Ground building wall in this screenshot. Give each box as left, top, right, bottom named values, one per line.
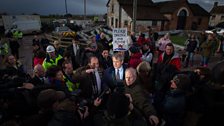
left=107, top=0, right=209, bottom=31
left=120, top=8, right=132, bottom=31
left=107, top=0, right=120, bottom=28
left=209, top=14, right=224, bottom=26
left=167, top=4, right=209, bottom=30
left=136, top=20, right=162, bottom=32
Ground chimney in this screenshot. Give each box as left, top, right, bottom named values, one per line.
left=214, top=2, right=218, bottom=7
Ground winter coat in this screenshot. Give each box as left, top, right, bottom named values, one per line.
left=125, top=80, right=157, bottom=118
left=186, top=39, right=197, bottom=52
left=128, top=53, right=142, bottom=69
left=157, top=52, right=181, bottom=71
left=200, top=40, right=213, bottom=57
left=162, top=89, right=186, bottom=126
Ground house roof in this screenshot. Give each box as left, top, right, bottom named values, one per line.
left=155, top=1, right=180, bottom=14
left=122, top=5, right=168, bottom=20
left=188, top=4, right=210, bottom=16
left=106, top=0, right=153, bottom=7
left=210, top=5, right=224, bottom=14
left=155, top=0, right=209, bottom=16
left=118, top=0, right=153, bottom=6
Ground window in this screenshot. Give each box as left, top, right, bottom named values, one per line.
left=198, top=18, right=202, bottom=25
left=124, top=20, right=128, bottom=26
left=221, top=16, right=224, bottom=20
left=211, top=15, right=216, bottom=20
left=152, top=21, right=157, bottom=26
left=115, top=18, right=118, bottom=28
left=111, top=4, right=114, bottom=13
left=111, top=17, right=114, bottom=26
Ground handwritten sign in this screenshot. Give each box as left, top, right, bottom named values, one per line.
left=112, top=28, right=128, bottom=51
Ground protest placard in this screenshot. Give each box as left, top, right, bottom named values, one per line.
left=112, top=28, right=128, bottom=51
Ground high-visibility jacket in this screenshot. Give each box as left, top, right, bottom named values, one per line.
left=42, top=54, right=63, bottom=70
left=13, top=31, right=19, bottom=39
left=17, top=31, right=23, bottom=39
left=0, top=42, right=9, bottom=55
left=64, top=75, right=80, bottom=92
left=12, top=30, right=23, bottom=39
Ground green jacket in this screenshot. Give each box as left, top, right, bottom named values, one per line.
left=125, top=80, right=157, bottom=117
left=200, top=40, right=213, bottom=57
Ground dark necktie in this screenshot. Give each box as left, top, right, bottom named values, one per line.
left=116, top=69, right=120, bottom=80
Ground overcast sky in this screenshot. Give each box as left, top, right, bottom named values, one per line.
left=0, top=0, right=223, bottom=15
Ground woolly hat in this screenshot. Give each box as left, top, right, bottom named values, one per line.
left=107, top=92, right=130, bottom=119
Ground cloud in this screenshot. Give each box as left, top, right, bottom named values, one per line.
left=0, top=0, right=108, bottom=15
left=0, top=0, right=223, bottom=15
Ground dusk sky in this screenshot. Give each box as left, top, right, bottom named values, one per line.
left=0, top=0, right=223, bottom=15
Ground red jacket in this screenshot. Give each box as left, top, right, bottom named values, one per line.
left=33, top=57, right=44, bottom=67
left=128, top=53, right=142, bottom=69
left=157, top=52, right=181, bottom=70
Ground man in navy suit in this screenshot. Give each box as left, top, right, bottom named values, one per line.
left=103, top=52, right=127, bottom=92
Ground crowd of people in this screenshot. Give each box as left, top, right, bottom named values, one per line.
left=0, top=27, right=224, bottom=126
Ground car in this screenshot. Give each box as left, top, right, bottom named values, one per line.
left=52, top=26, right=76, bottom=37
left=217, top=29, right=224, bottom=35
left=205, top=28, right=224, bottom=35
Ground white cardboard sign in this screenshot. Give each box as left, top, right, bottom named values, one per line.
left=112, top=28, right=128, bottom=51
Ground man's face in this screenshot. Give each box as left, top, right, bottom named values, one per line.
left=89, top=57, right=99, bottom=69
left=56, top=70, right=64, bottom=81
left=8, top=55, right=16, bottom=65
left=64, top=63, right=73, bottom=75
left=125, top=71, right=136, bottom=86
left=112, top=57, right=123, bottom=69
left=143, top=44, right=149, bottom=50
left=72, top=39, right=78, bottom=45
left=54, top=43, right=60, bottom=49
left=37, top=66, right=45, bottom=77
left=165, top=45, right=173, bottom=55
left=49, top=51, right=56, bottom=58
left=102, top=50, right=109, bottom=58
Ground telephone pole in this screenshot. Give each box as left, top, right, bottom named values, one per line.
left=132, top=0, right=137, bottom=32
left=84, top=0, right=86, bottom=20
left=65, top=0, right=68, bottom=14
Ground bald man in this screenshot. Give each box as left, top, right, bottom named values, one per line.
left=125, top=68, right=159, bottom=126
left=29, top=64, right=46, bottom=86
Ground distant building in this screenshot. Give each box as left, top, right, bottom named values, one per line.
left=209, top=2, right=224, bottom=27
left=106, top=0, right=210, bottom=32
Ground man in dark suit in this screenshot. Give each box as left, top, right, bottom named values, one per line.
left=66, top=37, right=83, bottom=70
left=73, top=56, right=105, bottom=101
left=103, top=53, right=127, bottom=92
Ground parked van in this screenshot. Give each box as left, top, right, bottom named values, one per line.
left=2, top=15, right=41, bottom=35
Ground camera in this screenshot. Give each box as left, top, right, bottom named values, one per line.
left=70, top=89, right=92, bottom=113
